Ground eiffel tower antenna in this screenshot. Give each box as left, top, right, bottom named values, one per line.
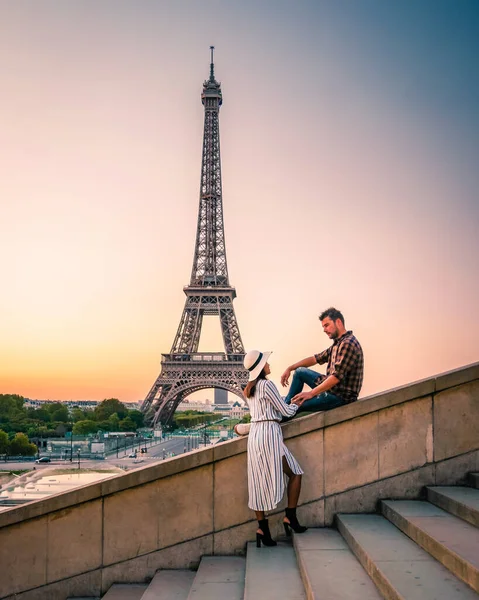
left=209, top=45, right=215, bottom=81
left=142, top=49, right=248, bottom=426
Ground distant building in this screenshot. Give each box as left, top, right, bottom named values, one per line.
left=231, top=401, right=248, bottom=419
left=176, top=401, right=213, bottom=413
left=212, top=402, right=249, bottom=418
left=214, top=388, right=228, bottom=405
left=23, top=398, right=140, bottom=412
left=175, top=398, right=248, bottom=418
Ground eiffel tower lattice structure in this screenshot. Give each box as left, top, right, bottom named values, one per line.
left=142, top=48, right=248, bottom=426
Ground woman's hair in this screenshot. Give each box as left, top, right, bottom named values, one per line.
left=243, top=368, right=268, bottom=399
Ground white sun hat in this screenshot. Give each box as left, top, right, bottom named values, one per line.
left=244, top=350, right=272, bottom=382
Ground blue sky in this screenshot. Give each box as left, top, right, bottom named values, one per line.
left=1, top=1, right=478, bottom=401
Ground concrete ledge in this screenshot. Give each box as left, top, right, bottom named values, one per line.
left=0, top=482, right=104, bottom=528
left=434, top=362, right=479, bottom=393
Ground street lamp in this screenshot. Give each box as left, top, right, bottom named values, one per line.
left=77, top=449, right=81, bottom=470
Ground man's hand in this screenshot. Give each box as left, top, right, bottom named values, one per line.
left=292, top=391, right=313, bottom=405
left=281, top=367, right=292, bottom=387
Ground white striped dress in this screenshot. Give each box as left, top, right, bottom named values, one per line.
left=247, top=379, right=303, bottom=511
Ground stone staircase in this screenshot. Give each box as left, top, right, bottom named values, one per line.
left=70, top=473, right=479, bottom=599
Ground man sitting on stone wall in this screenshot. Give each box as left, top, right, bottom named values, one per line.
left=281, top=307, right=364, bottom=414
left=234, top=307, right=364, bottom=436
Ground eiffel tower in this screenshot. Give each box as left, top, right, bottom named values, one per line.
left=142, top=48, right=248, bottom=426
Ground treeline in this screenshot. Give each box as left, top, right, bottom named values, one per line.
left=0, top=431, right=37, bottom=457
left=171, top=411, right=222, bottom=430
left=0, top=394, right=145, bottom=440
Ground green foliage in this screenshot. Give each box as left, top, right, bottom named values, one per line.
left=30, top=408, right=51, bottom=423
left=119, top=417, right=135, bottom=432
left=51, top=404, right=69, bottom=423
left=0, top=394, right=25, bottom=416
left=0, top=394, right=28, bottom=433
left=0, top=430, right=9, bottom=454
left=72, top=420, right=99, bottom=435
left=128, top=410, right=144, bottom=428
left=8, top=432, right=37, bottom=456
left=96, top=420, right=112, bottom=432
left=0, top=394, right=142, bottom=440
left=173, top=412, right=222, bottom=429
left=108, top=413, right=120, bottom=431
left=94, top=399, right=128, bottom=422
left=71, top=407, right=88, bottom=422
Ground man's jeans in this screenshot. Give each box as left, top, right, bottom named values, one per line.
left=284, top=367, right=345, bottom=413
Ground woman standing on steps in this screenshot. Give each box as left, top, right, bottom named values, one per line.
left=243, top=349, right=308, bottom=547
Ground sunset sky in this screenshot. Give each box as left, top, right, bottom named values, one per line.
left=1, top=1, right=478, bottom=404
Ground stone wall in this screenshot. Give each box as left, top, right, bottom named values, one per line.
left=0, top=362, right=478, bottom=600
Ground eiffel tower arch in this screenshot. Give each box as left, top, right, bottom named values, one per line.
left=142, top=48, right=248, bottom=426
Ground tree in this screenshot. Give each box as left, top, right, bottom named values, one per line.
left=108, top=413, right=120, bottom=431
left=51, top=405, right=69, bottom=423
left=9, top=432, right=37, bottom=456
left=0, top=394, right=25, bottom=416
left=96, top=420, right=112, bottom=432
left=71, top=408, right=87, bottom=423
left=0, top=395, right=28, bottom=434
left=32, top=408, right=51, bottom=423
left=128, top=410, right=144, bottom=428
left=72, top=420, right=98, bottom=435
left=55, top=424, right=67, bottom=436
left=0, top=429, right=9, bottom=454
left=94, top=399, right=128, bottom=422
left=119, top=417, right=136, bottom=432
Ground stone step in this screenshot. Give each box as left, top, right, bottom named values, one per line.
left=102, top=584, right=148, bottom=600
left=244, top=540, right=305, bottom=600
left=140, top=570, right=195, bottom=600
left=427, top=486, right=479, bottom=528
left=293, top=528, right=382, bottom=599
left=469, top=473, right=479, bottom=490
left=338, top=513, right=479, bottom=599
left=187, top=556, right=245, bottom=600
left=381, top=500, right=479, bottom=593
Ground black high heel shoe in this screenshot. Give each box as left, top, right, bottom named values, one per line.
left=283, top=507, right=308, bottom=536
left=256, top=518, right=277, bottom=547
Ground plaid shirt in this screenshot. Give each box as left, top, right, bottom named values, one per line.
left=314, top=330, right=364, bottom=403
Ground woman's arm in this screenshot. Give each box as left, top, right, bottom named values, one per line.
left=264, top=380, right=298, bottom=417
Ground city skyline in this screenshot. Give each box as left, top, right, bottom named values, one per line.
left=2, top=1, right=478, bottom=403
